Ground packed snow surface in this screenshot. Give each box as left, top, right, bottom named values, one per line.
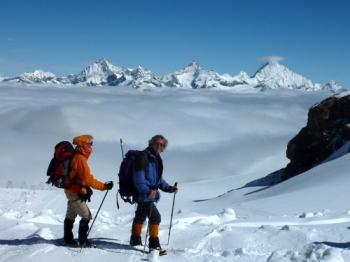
left=0, top=84, right=350, bottom=261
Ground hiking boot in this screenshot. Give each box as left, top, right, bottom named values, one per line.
left=64, top=239, right=78, bottom=247
left=78, top=219, right=90, bottom=247
left=130, top=235, right=142, bottom=246
left=149, top=237, right=166, bottom=255
left=149, top=237, right=162, bottom=250
left=80, top=239, right=93, bottom=248
left=64, top=218, right=76, bottom=246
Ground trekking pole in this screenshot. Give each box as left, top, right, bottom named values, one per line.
left=143, top=203, right=154, bottom=255
left=87, top=189, right=109, bottom=238
left=79, top=188, right=110, bottom=251
left=167, top=182, right=178, bottom=246
left=116, top=138, right=125, bottom=209
left=120, top=138, right=125, bottom=159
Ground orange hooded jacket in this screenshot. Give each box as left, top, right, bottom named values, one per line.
left=64, top=135, right=106, bottom=196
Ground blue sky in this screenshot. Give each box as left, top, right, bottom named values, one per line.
left=1, top=0, right=349, bottom=87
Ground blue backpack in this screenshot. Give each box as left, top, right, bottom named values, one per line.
left=117, top=150, right=147, bottom=207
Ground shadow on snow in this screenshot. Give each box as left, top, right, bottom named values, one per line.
left=193, top=168, right=284, bottom=202
left=0, top=235, right=143, bottom=253
left=314, top=241, right=350, bottom=249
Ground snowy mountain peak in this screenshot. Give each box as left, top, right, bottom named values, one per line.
left=132, top=65, right=148, bottom=72
left=83, top=58, right=122, bottom=75
left=21, top=70, right=56, bottom=79
left=232, top=71, right=251, bottom=82
left=96, top=57, right=109, bottom=64
left=71, top=58, right=125, bottom=86
left=1, top=69, right=59, bottom=84
left=162, top=61, right=251, bottom=89
left=184, top=60, right=201, bottom=72
left=322, top=80, right=343, bottom=92
left=162, top=61, right=204, bottom=88
left=252, top=60, right=322, bottom=91
left=93, top=58, right=120, bottom=71
left=0, top=58, right=344, bottom=92
left=253, top=59, right=288, bottom=78
left=126, top=66, right=155, bottom=81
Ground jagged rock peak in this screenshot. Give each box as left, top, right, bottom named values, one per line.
left=184, top=60, right=200, bottom=71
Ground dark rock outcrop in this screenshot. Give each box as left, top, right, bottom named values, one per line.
left=282, top=94, right=350, bottom=180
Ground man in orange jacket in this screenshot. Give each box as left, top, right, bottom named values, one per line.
left=63, top=134, right=113, bottom=247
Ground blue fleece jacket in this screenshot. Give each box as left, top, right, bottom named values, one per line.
left=133, top=148, right=170, bottom=203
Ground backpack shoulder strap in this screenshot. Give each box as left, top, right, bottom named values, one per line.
left=134, top=151, right=148, bottom=172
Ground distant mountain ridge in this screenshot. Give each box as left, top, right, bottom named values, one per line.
left=0, top=58, right=344, bottom=92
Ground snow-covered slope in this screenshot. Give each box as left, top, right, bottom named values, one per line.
left=0, top=58, right=344, bottom=92
left=1, top=85, right=350, bottom=261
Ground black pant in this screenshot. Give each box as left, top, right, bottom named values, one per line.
left=133, top=202, right=161, bottom=225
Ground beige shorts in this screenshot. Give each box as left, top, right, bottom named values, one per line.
left=65, top=193, right=92, bottom=220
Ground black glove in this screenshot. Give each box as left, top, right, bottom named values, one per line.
left=105, top=181, right=114, bottom=190
left=169, top=186, right=178, bottom=193
left=79, top=186, right=93, bottom=202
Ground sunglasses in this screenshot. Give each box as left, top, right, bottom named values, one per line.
left=87, top=141, right=93, bottom=146
left=154, top=141, right=165, bottom=148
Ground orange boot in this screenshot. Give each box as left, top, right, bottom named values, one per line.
left=149, top=224, right=159, bottom=239
left=149, top=224, right=166, bottom=255
left=130, top=223, right=142, bottom=246
left=149, top=223, right=166, bottom=254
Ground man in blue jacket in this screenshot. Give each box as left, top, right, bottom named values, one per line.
left=130, top=134, right=178, bottom=252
